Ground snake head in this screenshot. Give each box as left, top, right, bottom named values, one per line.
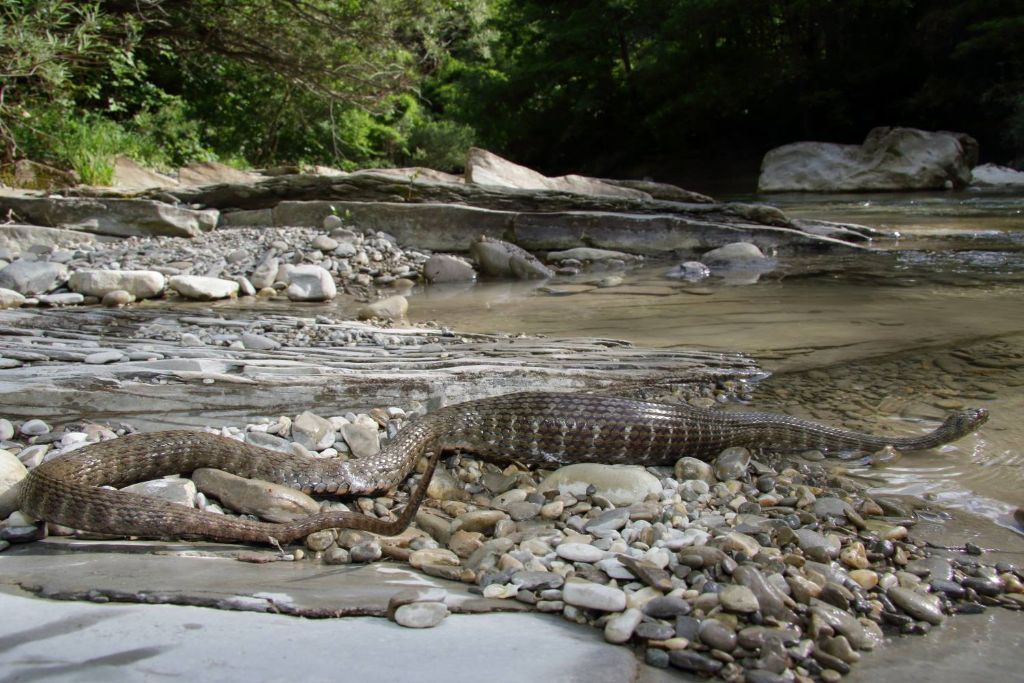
left=945, top=408, right=989, bottom=438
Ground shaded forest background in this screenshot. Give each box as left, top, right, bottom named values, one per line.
left=2, top=0, right=1022, bottom=185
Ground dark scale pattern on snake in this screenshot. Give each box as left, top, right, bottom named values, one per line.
left=18, top=392, right=988, bottom=546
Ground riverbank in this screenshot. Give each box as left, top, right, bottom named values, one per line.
left=1, top=176, right=1022, bottom=681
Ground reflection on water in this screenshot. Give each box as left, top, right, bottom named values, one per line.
left=409, top=190, right=1024, bottom=528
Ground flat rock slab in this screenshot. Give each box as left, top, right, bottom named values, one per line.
left=0, top=590, right=678, bottom=683
left=0, top=538, right=525, bottom=618
left=0, top=307, right=759, bottom=426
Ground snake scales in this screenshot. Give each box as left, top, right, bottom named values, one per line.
left=18, top=392, right=988, bottom=546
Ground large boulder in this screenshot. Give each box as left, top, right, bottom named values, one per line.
left=465, top=148, right=650, bottom=200
left=758, top=127, right=977, bottom=192
left=0, top=196, right=217, bottom=238
left=177, top=161, right=261, bottom=187
left=0, top=261, right=68, bottom=295
left=69, top=269, right=166, bottom=299
left=0, top=225, right=95, bottom=253
left=111, top=155, right=178, bottom=191
left=470, top=236, right=554, bottom=280
left=2, top=160, right=79, bottom=190
left=970, top=163, right=1024, bottom=187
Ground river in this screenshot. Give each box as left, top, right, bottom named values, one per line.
left=409, top=190, right=1024, bottom=535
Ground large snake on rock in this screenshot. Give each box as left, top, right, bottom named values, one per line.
left=18, top=392, right=988, bottom=546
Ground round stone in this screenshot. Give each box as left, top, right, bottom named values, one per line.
left=562, top=580, right=627, bottom=612
left=719, top=584, right=760, bottom=613
left=556, top=542, right=608, bottom=563
left=394, top=601, right=449, bottom=628
left=19, top=419, right=50, bottom=436
left=698, top=619, right=738, bottom=651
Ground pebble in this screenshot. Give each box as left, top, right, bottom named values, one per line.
left=603, top=607, right=643, bottom=643
left=84, top=350, right=126, bottom=365
left=698, top=619, right=738, bottom=651
left=674, top=457, right=715, bottom=483
left=888, top=586, right=946, bottom=625
left=168, top=275, right=239, bottom=300
left=286, top=265, right=337, bottom=301
left=713, top=447, right=751, bottom=480
left=19, top=419, right=50, bottom=436
left=102, top=290, right=136, bottom=307
left=394, top=601, right=449, bottom=628
left=341, top=423, right=380, bottom=458
left=349, top=541, right=383, bottom=563
left=719, top=585, right=760, bottom=614
left=562, top=580, right=627, bottom=612
left=669, top=650, right=723, bottom=675
left=555, top=542, right=608, bottom=563
left=191, top=467, right=319, bottom=522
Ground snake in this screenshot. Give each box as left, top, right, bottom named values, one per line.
left=17, top=392, right=988, bottom=546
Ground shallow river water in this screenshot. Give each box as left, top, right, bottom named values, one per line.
left=409, top=191, right=1024, bottom=534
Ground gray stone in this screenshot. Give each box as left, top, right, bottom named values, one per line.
left=555, top=542, right=608, bottom=563
left=357, top=295, right=408, bottom=321
left=470, top=236, right=553, bottom=280
left=0, top=261, right=67, bottom=295
left=888, top=586, right=946, bottom=625
left=674, top=456, right=715, bottom=483
left=538, top=463, right=662, bottom=506
left=250, top=256, right=279, bottom=289
left=0, top=450, right=28, bottom=505
left=311, top=235, right=339, bottom=251
left=83, top=350, right=126, bottom=364
left=19, top=419, right=50, bottom=436
left=698, top=618, right=738, bottom=651
left=583, top=507, right=631, bottom=534
left=101, top=290, right=135, bottom=307
left=466, top=148, right=648, bottom=199
left=713, top=446, right=751, bottom=480
left=37, top=292, right=84, bottom=306
left=669, top=650, right=723, bottom=675
left=546, top=247, right=640, bottom=262
left=169, top=275, right=238, bottom=300
left=665, top=261, right=711, bottom=281
left=121, top=478, right=197, bottom=508
left=291, top=411, right=335, bottom=451
left=240, top=333, right=280, bottom=351
left=192, top=467, right=320, bottom=522
left=603, top=607, right=643, bottom=644
left=424, top=254, right=476, bottom=283
left=0, top=195, right=217, bottom=238
left=68, top=269, right=166, bottom=299
left=341, top=423, right=380, bottom=458
left=562, top=580, right=627, bottom=612
left=733, top=566, right=797, bottom=623
left=702, top=243, right=766, bottom=266
left=719, top=584, right=760, bottom=614
left=286, top=265, right=337, bottom=302
left=810, top=599, right=879, bottom=650
left=393, top=601, right=449, bottom=628
left=0, top=288, right=25, bottom=308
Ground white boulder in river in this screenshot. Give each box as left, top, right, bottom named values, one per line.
left=758, top=127, right=977, bottom=192
left=168, top=275, right=239, bottom=300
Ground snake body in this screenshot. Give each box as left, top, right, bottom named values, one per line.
left=18, top=392, right=988, bottom=545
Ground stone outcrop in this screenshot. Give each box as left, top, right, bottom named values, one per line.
left=758, top=127, right=978, bottom=192
left=1, top=160, right=79, bottom=191
left=0, top=225, right=95, bottom=253
left=464, top=148, right=649, bottom=199
left=111, top=155, right=178, bottom=191
left=42, top=149, right=877, bottom=250
left=0, top=195, right=217, bottom=238
left=177, top=161, right=261, bottom=187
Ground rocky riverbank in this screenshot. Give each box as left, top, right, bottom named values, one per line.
left=1, top=393, right=1020, bottom=682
